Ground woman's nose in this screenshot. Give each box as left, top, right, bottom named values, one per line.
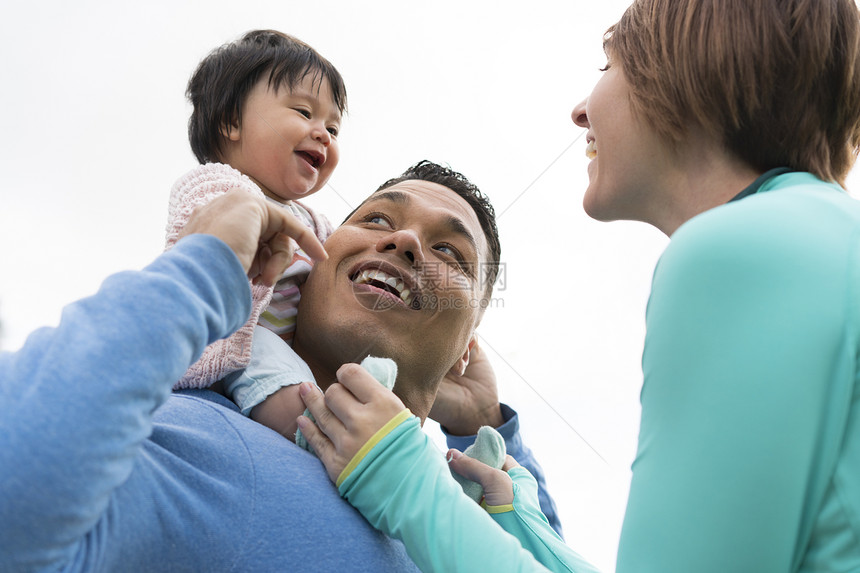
left=571, top=98, right=589, bottom=128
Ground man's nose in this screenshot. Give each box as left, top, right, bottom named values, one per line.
left=376, top=229, right=424, bottom=265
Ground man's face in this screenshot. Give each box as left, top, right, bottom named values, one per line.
left=294, top=180, right=489, bottom=393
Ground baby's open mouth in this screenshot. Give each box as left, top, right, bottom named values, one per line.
left=297, top=150, right=323, bottom=168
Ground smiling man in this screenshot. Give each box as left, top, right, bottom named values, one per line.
left=0, top=161, right=560, bottom=573
left=294, top=160, right=501, bottom=420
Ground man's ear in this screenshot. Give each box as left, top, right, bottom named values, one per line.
left=219, top=115, right=241, bottom=142
left=449, top=335, right=477, bottom=377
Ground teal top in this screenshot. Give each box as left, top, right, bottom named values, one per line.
left=334, top=171, right=860, bottom=572
left=338, top=414, right=599, bottom=572
left=620, top=172, right=860, bottom=572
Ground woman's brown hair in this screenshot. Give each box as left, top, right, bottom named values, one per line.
left=606, top=0, right=860, bottom=185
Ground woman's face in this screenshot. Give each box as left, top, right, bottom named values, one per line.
left=571, top=62, right=674, bottom=226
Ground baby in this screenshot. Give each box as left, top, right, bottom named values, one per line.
left=165, top=30, right=346, bottom=441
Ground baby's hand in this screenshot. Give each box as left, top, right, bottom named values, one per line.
left=297, top=364, right=406, bottom=484
left=447, top=451, right=520, bottom=506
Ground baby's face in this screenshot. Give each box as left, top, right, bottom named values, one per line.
left=221, top=73, right=341, bottom=203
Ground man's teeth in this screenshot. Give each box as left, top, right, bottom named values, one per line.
left=353, top=269, right=414, bottom=305
left=586, top=140, right=597, bottom=159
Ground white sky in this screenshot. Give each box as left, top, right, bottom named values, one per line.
left=3, top=1, right=859, bottom=570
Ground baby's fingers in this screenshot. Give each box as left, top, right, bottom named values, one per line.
left=298, top=383, right=351, bottom=482
left=447, top=449, right=514, bottom=506
left=296, top=414, right=340, bottom=483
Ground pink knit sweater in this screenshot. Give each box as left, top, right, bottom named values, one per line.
left=164, top=163, right=332, bottom=389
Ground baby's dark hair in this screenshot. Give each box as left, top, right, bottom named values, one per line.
left=186, top=30, right=347, bottom=164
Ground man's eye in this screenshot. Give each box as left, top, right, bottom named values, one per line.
left=435, top=244, right=457, bottom=257
left=434, top=244, right=465, bottom=265
left=363, top=213, right=392, bottom=227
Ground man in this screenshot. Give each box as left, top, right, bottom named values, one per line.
left=294, top=160, right=502, bottom=423
left=0, top=162, right=555, bottom=572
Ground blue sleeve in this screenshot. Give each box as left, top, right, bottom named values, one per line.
left=444, top=403, right=564, bottom=538
left=0, top=235, right=251, bottom=572
left=617, top=193, right=860, bottom=572
left=340, top=413, right=599, bottom=573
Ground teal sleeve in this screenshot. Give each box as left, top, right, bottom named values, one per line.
left=617, top=190, right=860, bottom=572
left=338, top=415, right=600, bottom=573
left=489, top=468, right=599, bottom=573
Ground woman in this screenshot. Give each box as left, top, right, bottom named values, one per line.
left=298, top=0, right=860, bottom=571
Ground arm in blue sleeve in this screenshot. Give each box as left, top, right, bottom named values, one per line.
left=444, top=403, right=564, bottom=537
left=0, top=235, right=251, bottom=571
left=340, top=413, right=599, bottom=573
left=617, top=196, right=857, bottom=572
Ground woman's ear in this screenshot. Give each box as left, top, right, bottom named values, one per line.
left=448, top=335, right=476, bottom=377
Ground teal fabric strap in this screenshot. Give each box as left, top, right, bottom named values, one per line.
left=728, top=167, right=792, bottom=203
